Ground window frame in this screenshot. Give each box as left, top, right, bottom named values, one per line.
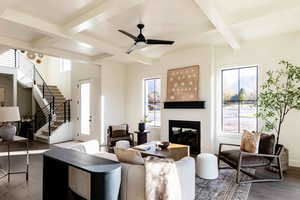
left=221, top=66, right=258, bottom=135
left=143, top=78, right=161, bottom=128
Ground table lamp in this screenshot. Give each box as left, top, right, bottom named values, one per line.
left=0, top=106, right=20, bottom=141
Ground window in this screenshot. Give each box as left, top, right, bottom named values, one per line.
left=144, top=78, right=161, bottom=127
left=221, top=66, right=258, bottom=134
left=0, top=49, right=15, bottom=68
left=60, top=58, right=71, bottom=72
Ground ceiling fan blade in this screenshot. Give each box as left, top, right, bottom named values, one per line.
left=118, top=30, right=137, bottom=40
left=146, top=39, right=174, bottom=45
left=126, top=44, right=137, bottom=54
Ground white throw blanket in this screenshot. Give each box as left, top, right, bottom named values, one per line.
left=145, top=156, right=182, bottom=200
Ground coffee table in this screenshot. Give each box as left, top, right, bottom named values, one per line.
left=133, top=142, right=190, bottom=161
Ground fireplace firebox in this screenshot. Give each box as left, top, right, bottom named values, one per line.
left=169, top=120, right=201, bottom=154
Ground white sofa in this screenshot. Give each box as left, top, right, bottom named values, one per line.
left=67, top=140, right=195, bottom=200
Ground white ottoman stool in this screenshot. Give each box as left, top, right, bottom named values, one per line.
left=196, top=153, right=218, bottom=179
left=115, top=140, right=130, bottom=149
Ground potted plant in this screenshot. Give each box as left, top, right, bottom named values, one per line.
left=257, top=61, right=300, bottom=171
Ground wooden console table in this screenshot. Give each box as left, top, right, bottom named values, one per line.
left=43, top=147, right=121, bottom=200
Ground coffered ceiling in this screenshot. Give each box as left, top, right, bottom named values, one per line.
left=0, top=0, right=299, bottom=65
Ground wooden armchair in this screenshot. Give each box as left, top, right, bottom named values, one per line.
left=218, top=134, right=283, bottom=184
left=107, top=124, right=133, bottom=148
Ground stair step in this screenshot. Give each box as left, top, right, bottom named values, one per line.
left=41, top=131, right=50, bottom=136
left=35, top=134, right=49, bottom=143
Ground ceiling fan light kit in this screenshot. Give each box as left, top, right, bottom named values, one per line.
left=119, top=24, right=175, bottom=54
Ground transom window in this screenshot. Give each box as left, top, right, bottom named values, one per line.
left=221, top=66, right=258, bottom=134
left=144, top=78, right=161, bottom=127
left=60, top=58, right=71, bottom=72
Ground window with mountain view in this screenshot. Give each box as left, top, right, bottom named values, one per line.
left=144, top=78, right=161, bottom=127
left=222, top=66, right=258, bottom=134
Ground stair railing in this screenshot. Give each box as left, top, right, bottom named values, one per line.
left=16, top=50, right=56, bottom=135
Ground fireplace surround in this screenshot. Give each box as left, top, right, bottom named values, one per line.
left=169, top=120, right=201, bottom=154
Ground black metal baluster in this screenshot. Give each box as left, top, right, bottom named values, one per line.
left=52, top=96, right=55, bottom=114
left=48, top=103, right=52, bottom=136
left=64, top=101, right=66, bottom=123
left=68, top=100, right=71, bottom=121
left=42, top=83, right=45, bottom=98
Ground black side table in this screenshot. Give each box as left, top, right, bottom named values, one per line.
left=134, top=130, right=150, bottom=145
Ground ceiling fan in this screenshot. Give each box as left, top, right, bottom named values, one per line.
left=119, top=24, right=175, bottom=54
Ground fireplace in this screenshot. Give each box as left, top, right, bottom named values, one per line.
left=169, top=120, right=201, bottom=154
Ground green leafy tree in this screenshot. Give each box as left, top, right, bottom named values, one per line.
left=239, top=88, right=247, bottom=101
left=257, top=61, right=300, bottom=146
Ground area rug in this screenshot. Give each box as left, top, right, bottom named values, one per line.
left=195, top=169, right=252, bottom=200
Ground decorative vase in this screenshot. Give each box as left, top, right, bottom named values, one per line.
left=138, top=122, right=145, bottom=132
left=0, top=124, right=16, bottom=141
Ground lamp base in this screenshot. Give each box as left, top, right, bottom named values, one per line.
left=0, top=124, right=16, bottom=141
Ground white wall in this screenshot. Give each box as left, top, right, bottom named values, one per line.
left=126, top=46, right=215, bottom=152
left=47, top=57, right=71, bottom=99
left=100, top=61, right=127, bottom=145
left=214, top=32, right=300, bottom=167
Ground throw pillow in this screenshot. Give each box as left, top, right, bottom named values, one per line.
left=240, top=130, right=261, bottom=153
left=259, top=133, right=275, bottom=155
left=115, top=148, right=144, bottom=165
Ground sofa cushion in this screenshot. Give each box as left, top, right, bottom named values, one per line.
left=69, top=140, right=100, bottom=154
left=119, top=157, right=195, bottom=200
left=115, top=148, right=144, bottom=165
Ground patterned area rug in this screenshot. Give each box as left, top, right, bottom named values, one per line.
left=195, top=169, right=252, bottom=200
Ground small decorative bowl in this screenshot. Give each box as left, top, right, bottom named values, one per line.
left=158, top=141, right=170, bottom=150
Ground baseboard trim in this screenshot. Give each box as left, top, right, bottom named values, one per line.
left=289, top=160, right=300, bottom=168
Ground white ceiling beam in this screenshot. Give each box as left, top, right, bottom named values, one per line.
left=33, top=0, right=144, bottom=51
left=31, top=37, right=62, bottom=49
left=193, top=0, right=240, bottom=49
left=64, top=0, right=144, bottom=34
left=0, top=35, right=92, bottom=63
left=91, top=53, right=114, bottom=63
left=0, top=9, right=153, bottom=65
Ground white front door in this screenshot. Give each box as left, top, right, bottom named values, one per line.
left=78, top=80, right=93, bottom=140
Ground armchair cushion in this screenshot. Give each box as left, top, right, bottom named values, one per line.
left=240, top=130, right=261, bottom=153
left=219, top=150, right=270, bottom=167
left=259, top=134, right=275, bottom=155
left=110, top=125, right=128, bottom=137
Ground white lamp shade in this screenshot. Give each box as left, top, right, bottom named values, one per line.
left=0, top=106, right=20, bottom=122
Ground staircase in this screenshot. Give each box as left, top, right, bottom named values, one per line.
left=14, top=50, right=72, bottom=144
left=37, top=85, right=70, bottom=138
left=0, top=49, right=72, bottom=144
